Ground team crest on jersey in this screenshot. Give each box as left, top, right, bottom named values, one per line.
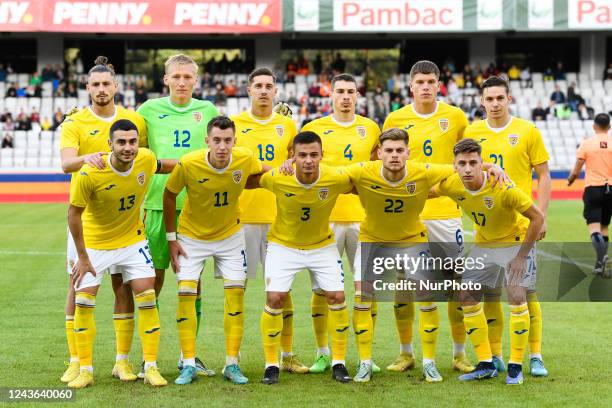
left=356, top=126, right=366, bottom=139
left=193, top=112, right=202, bottom=123
left=439, top=118, right=449, bottom=132
left=508, top=134, right=519, bottom=146
left=318, top=188, right=329, bottom=200
left=406, top=181, right=417, bottom=195
left=275, top=125, right=284, bottom=138
left=232, top=170, right=242, bottom=184
left=137, top=171, right=145, bottom=186
left=484, top=196, right=494, bottom=209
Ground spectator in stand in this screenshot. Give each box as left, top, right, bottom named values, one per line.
left=287, top=92, right=298, bottom=105
left=16, top=110, right=31, bottom=131
left=30, top=107, right=40, bottom=123
left=331, top=52, right=346, bottom=73
left=553, top=62, right=566, bottom=80
left=1, top=131, right=13, bottom=148
left=134, top=81, right=148, bottom=105
left=51, top=108, right=63, bottom=130
left=29, top=72, right=42, bottom=87
left=577, top=103, right=595, bottom=120
left=390, top=95, right=402, bottom=112
left=237, top=80, right=248, bottom=97
left=41, top=64, right=54, bottom=82
left=556, top=103, right=572, bottom=120
left=297, top=53, right=309, bottom=75
left=543, top=67, right=554, bottom=81
left=308, top=81, right=320, bottom=97
left=41, top=116, right=52, bottom=131
left=224, top=79, right=238, bottom=97
left=567, top=82, right=584, bottom=111
left=532, top=101, right=547, bottom=121
left=0, top=64, right=7, bottom=82
left=214, top=83, right=226, bottom=104
left=508, top=64, right=521, bottom=80
left=6, top=83, right=17, bottom=97
left=314, top=54, right=323, bottom=76
left=218, top=54, right=229, bottom=74
left=603, top=63, right=612, bottom=80
left=483, top=63, right=498, bottom=79
left=286, top=57, right=298, bottom=83
left=318, top=77, right=331, bottom=97
left=439, top=81, right=447, bottom=97
left=546, top=101, right=557, bottom=118
left=16, top=86, right=27, bottom=98
left=66, top=82, right=78, bottom=97
left=520, top=66, right=532, bottom=88
left=3, top=117, right=15, bottom=133
left=550, top=84, right=566, bottom=104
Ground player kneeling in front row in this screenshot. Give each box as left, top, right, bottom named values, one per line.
left=68, top=120, right=177, bottom=388
left=433, top=139, right=544, bottom=385
left=164, top=116, right=269, bottom=385
left=256, top=131, right=353, bottom=385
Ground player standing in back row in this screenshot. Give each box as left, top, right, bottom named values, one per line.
left=383, top=61, right=473, bottom=374
left=137, top=54, right=218, bottom=376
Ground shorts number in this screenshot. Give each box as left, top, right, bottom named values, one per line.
left=257, top=144, right=275, bottom=161
left=139, top=245, right=152, bottom=264
left=489, top=153, right=504, bottom=169
left=343, top=144, right=353, bottom=161
left=423, top=139, right=432, bottom=156
left=118, top=194, right=136, bottom=211
left=214, top=192, right=229, bottom=207
left=384, top=199, right=404, bottom=213
left=241, top=249, right=247, bottom=269
left=471, top=212, right=486, bottom=226
left=455, top=229, right=463, bottom=246
left=173, top=130, right=191, bottom=148
left=300, top=207, right=311, bottom=221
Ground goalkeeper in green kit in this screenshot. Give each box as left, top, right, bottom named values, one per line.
left=137, top=54, right=218, bottom=376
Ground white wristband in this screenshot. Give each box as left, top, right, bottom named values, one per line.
left=166, top=232, right=177, bottom=241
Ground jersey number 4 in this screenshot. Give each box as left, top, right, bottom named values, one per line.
left=173, top=130, right=191, bottom=148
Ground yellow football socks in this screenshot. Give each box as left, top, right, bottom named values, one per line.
left=509, top=303, right=530, bottom=364
left=484, top=293, right=504, bottom=358
left=65, top=315, right=78, bottom=362
left=113, top=313, right=134, bottom=358
left=135, top=289, right=160, bottom=363
left=224, top=285, right=245, bottom=361
left=527, top=292, right=542, bottom=357
left=352, top=292, right=373, bottom=362
left=419, top=302, right=439, bottom=361
left=281, top=292, right=294, bottom=354
left=311, top=291, right=329, bottom=350
left=177, top=280, right=198, bottom=361
left=261, top=304, right=283, bottom=366
left=462, top=303, right=492, bottom=362
left=448, top=301, right=466, bottom=353
left=328, top=302, right=349, bottom=363
left=74, top=292, right=96, bottom=369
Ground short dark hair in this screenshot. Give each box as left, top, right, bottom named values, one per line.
left=293, top=131, right=322, bottom=148
left=410, top=60, right=440, bottom=80
left=594, top=113, right=611, bottom=130
left=109, top=119, right=138, bottom=140
left=248, top=67, right=276, bottom=84
left=331, top=73, right=357, bottom=89
left=481, top=76, right=509, bottom=94
left=88, top=56, right=116, bottom=78
left=453, top=138, right=482, bottom=156
left=379, top=128, right=408, bottom=146
left=207, top=115, right=236, bottom=134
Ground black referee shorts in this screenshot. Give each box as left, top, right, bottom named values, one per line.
left=583, top=185, right=612, bottom=225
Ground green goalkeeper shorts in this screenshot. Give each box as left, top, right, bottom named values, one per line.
left=145, top=209, right=180, bottom=270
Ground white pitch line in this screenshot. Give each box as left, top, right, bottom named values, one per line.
left=0, top=250, right=63, bottom=256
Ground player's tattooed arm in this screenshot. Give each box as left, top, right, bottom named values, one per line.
left=156, top=159, right=178, bottom=174
left=567, top=158, right=585, bottom=186
left=67, top=204, right=97, bottom=287
left=245, top=164, right=272, bottom=189
left=61, top=148, right=108, bottom=173
left=533, top=162, right=551, bottom=240
left=507, top=204, right=544, bottom=286
left=163, top=188, right=187, bottom=273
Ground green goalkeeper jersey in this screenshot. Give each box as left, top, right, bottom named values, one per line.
left=138, top=97, right=218, bottom=210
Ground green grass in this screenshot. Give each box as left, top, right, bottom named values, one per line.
left=0, top=200, right=611, bottom=407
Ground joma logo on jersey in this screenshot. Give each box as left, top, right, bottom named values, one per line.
left=405, top=181, right=416, bottom=195
left=439, top=118, right=449, bottom=132
left=232, top=170, right=242, bottom=184
left=356, top=126, right=366, bottom=139
left=192, top=111, right=202, bottom=122
left=105, top=184, right=116, bottom=191
left=404, top=124, right=414, bottom=131
left=158, top=114, right=169, bottom=119
left=53, top=2, right=149, bottom=25
left=137, top=171, right=145, bottom=186
left=456, top=196, right=465, bottom=201
left=0, top=2, right=31, bottom=24
left=323, top=130, right=333, bottom=135
left=275, top=125, right=284, bottom=137
left=241, top=128, right=253, bottom=133
left=318, top=188, right=329, bottom=200
left=508, top=134, right=519, bottom=146
left=89, top=129, right=100, bottom=135
left=484, top=196, right=494, bottom=209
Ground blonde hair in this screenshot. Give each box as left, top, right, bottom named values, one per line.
left=164, top=54, right=198, bottom=74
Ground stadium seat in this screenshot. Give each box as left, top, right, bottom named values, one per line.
left=4, top=97, right=17, bottom=115
left=0, top=148, right=13, bottom=167
left=226, top=98, right=239, bottom=116
left=12, top=131, right=27, bottom=148
left=41, top=82, right=53, bottom=97
left=26, top=131, right=40, bottom=147
left=17, top=73, right=29, bottom=88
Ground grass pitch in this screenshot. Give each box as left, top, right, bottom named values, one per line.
left=0, top=200, right=611, bottom=407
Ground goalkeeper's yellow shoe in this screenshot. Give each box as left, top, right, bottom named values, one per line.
left=60, top=361, right=80, bottom=383
left=386, top=352, right=415, bottom=372
left=144, top=366, right=168, bottom=387
left=281, top=355, right=309, bottom=374
left=67, top=371, right=94, bottom=389
left=112, top=360, right=138, bottom=381
left=452, top=353, right=475, bottom=374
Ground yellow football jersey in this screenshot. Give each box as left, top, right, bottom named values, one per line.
left=465, top=116, right=549, bottom=198
left=69, top=148, right=157, bottom=250
left=344, top=161, right=455, bottom=243
left=302, top=115, right=380, bottom=222
left=165, top=146, right=263, bottom=241
left=232, top=111, right=296, bottom=223
left=383, top=101, right=468, bottom=220
left=260, top=164, right=353, bottom=249
left=434, top=173, right=532, bottom=245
